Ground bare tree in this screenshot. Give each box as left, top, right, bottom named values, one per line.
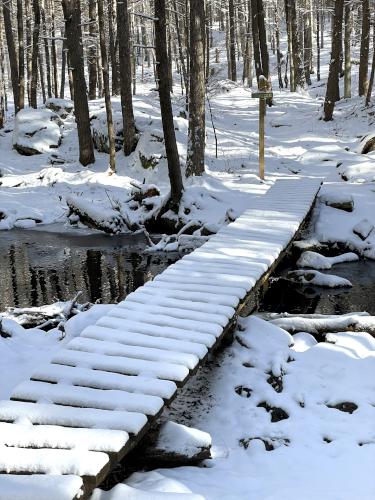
left=117, top=0, right=136, bottom=156
left=17, top=0, right=25, bottom=109
left=228, top=0, right=237, bottom=81
left=186, top=0, right=206, bottom=177
left=344, top=1, right=352, bottom=98
left=154, top=0, right=184, bottom=209
left=30, top=0, right=41, bottom=108
left=98, top=0, right=116, bottom=174
left=62, top=0, right=95, bottom=166
left=2, top=0, right=20, bottom=112
left=323, top=0, right=344, bottom=121
left=358, top=0, right=370, bottom=96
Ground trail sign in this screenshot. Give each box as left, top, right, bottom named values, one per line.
left=251, top=92, right=273, bottom=99
left=251, top=87, right=273, bottom=181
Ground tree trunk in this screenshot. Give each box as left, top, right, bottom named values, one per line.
left=2, top=1, right=20, bottom=112
left=323, top=0, right=344, bottom=121
left=62, top=0, right=95, bottom=166
left=41, top=0, right=52, bottom=99
left=117, top=0, right=136, bottom=156
left=316, top=8, right=321, bottom=81
left=30, top=0, right=41, bottom=108
left=88, top=0, right=98, bottom=100
left=17, top=0, right=25, bottom=109
left=358, top=0, right=370, bottom=96
left=251, top=0, right=262, bottom=81
left=285, top=0, right=295, bottom=90
left=303, top=6, right=312, bottom=85
left=0, top=14, right=5, bottom=127
left=173, top=0, right=188, bottom=99
left=344, top=2, right=352, bottom=98
left=50, top=0, right=58, bottom=97
left=25, top=0, right=32, bottom=105
left=60, top=34, right=66, bottom=99
left=186, top=0, right=206, bottom=177
left=366, top=21, right=375, bottom=106
left=257, top=0, right=269, bottom=80
left=228, top=0, right=237, bottom=81
left=97, top=0, right=116, bottom=174
left=108, top=0, right=120, bottom=95
left=154, top=0, right=184, bottom=208
left=289, top=0, right=305, bottom=90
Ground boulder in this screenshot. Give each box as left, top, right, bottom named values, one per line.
left=45, top=98, right=74, bottom=119
left=353, top=219, right=374, bottom=240
left=358, top=133, right=375, bottom=154
left=319, top=192, right=354, bottom=212
left=13, top=108, right=62, bottom=155
left=131, top=421, right=212, bottom=469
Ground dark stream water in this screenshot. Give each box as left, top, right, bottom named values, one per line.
left=260, top=259, right=375, bottom=316
left=0, top=228, right=178, bottom=310
left=1, top=227, right=375, bottom=316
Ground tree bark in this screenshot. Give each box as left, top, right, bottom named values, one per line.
left=289, top=0, right=305, bottom=90
left=154, top=0, right=184, bottom=208
left=17, top=0, right=25, bottom=109
left=186, top=0, right=206, bottom=177
left=62, top=0, right=95, bottom=166
left=366, top=21, right=375, bottom=106
left=97, top=0, right=116, bottom=174
left=88, top=0, right=98, bottom=100
left=2, top=0, right=20, bottom=112
left=50, top=0, right=58, bottom=97
left=359, top=0, right=370, bottom=96
left=323, top=0, right=344, bottom=121
left=228, top=0, right=237, bottom=81
left=30, top=0, right=41, bottom=108
left=117, top=0, right=136, bottom=156
left=344, top=2, right=352, bottom=98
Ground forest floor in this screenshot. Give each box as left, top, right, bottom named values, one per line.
left=1, top=35, right=375, bottom=499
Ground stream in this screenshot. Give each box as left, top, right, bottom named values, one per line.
left=260, top=259, right=375, bottom=316
left=1, top=227, right=375, bottom=317
left=0, top=227, right=178, bottom=310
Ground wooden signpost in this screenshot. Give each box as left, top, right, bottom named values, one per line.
left=252, top=80, right=273, bottom=181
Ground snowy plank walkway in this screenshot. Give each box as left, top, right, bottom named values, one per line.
left=0, top=178, right=322, bottom=500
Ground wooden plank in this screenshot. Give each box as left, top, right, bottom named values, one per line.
left=81, top=325, right=208, bottom=359
left=51, top=349, right=190, bottom=384
left=31, top=363, right=177, bottom=401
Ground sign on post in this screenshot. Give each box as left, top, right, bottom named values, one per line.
left=251, top=80, right=273, bottom=181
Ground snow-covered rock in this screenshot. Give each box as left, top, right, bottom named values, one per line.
left=90, top=105, right=124, bottom=153
left=352, top=219, right=374, bottom=241
left=287, top=269, right=352, bottom=288
left=13, top=109, right=62, bottom=155
left=92, top=472, right=204, bottom=499
left=45, top=98, right=74, bottom=119
left=338, top=161, right=375, bottom=183
left=153, top=421, right=211, bottom=462
left=297, top=250, right=359, bottom=269
left=358, top=132, right=375, bottom=154
left=319, top=191, right=354, bottom=212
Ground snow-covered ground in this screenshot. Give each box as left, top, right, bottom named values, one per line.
left=110, top=316, right=375, bottom=500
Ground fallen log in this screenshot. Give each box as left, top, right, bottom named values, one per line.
left=257, top=312, right=375, bottom=336
left=66, top=196, right=131, bottom=234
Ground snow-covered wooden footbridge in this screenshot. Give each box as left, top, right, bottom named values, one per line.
left=0, top=178, right=321, bottom=499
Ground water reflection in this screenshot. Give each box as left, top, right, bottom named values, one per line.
left=0, top=229, right=178, bottom=310
left=260, top=260, right=375, bottom=316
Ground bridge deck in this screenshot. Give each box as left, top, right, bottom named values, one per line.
left=0, top=178, right=322, bottom=500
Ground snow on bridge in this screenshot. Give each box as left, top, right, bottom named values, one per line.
left=0, top=178, right=322, bottom=500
